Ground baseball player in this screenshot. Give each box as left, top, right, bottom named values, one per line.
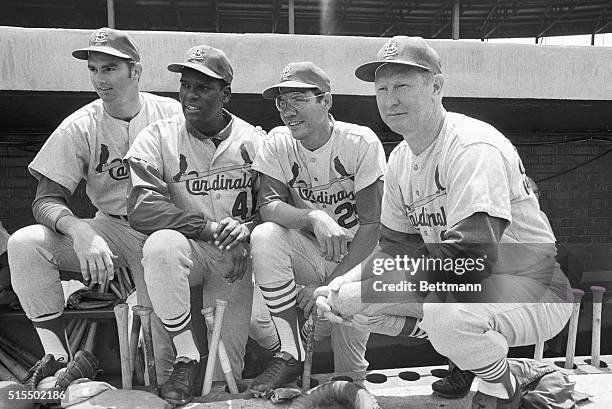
left=315, top=36, right=573, bottom=409
left=125, top=45, right=261, bottom=405
left=6, top=27, right=181, bottom=389
left=249, top=62, right=386, bottom=394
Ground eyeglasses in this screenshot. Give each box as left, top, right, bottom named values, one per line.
left=275, top=92, right=327, bottom=112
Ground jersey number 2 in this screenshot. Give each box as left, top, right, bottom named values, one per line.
left=335, top=202, right=358, bottom=229
left=232, top=191, right=248, bottom=220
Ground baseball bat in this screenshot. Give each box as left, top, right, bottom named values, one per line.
left=0, top=345, right=29, bottom=381
left=0, top=335, right=38, bottom=368
left=116, top=271, right=127, bottom=299
left=78, top=322, right=91, bottom=351
left=65, top=319, right=77, bottom=338
left=116, top=267, right=132, bottom=295
left=590, top=286, right=606, bottom=368
left=69, top=319, right=89, bottom=355
left=202, top=299, right=228, bottom=396
left=67, top=319, right=82, bottom=346
left=125, top=267, right=135, bottom=290
left=133, top=305, right=158, bottom=394
left=134, top=345, right=146, bottom=386
left=534, top=341, right=544, bottom=361
left=122, top=267, right=134, bottom=292
left=79, top=280, right=111, bottom=354
left=116, top=266, right=127, bottom=288
left=129, top=311, right=141, bottom=382
left=565, top=288, right=585, bottom=369
left=0, top=360, right=19, bottom=382
left=109, top=281, right=123, bottom=299
left=202, top=306, right=238, bottom=394
left=302, top=314, right=315, bottom=391
left=81, top=282, right=110, bottom=353
left=84, top=322, right=99, bottom=353
left=114, top=303, right=132, bottom=389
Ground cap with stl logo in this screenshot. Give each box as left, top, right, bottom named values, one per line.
left=167, top=45, right=234, bottom=85
left=72, top=27, right=140, bottom=62
left=262, top=62, right=331, bottom=99
left=355, top=36, right=441, bottom=82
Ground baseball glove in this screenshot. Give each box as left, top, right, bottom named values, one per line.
left=289, top=381, right=380, bottom=409
left=56, top=350, right=102, bottom=388
left=67, top=289, right=115, bottom=310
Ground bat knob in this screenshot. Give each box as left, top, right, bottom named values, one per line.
left=201, top=306, right=215, bottom=316
left=133, top=305, right=153, bottom=316
left=114, top=303, right=129, bottom=312
left=571, top=288, right=585, bottom=302
left=590, top=286, right=606, bottom=302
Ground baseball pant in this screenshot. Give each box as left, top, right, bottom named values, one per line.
left=333, top=267, right=572, bottom=372
left=141, top=229, right=253, bottom=381
left=249, top=286, right=281, bottom=352
left=250, top=286, right=361, bottom=348
left=7, top=212, right=174, bottom=384
left=251, top=221, right=369, bottom=377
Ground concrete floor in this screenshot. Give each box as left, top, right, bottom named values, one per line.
left=180, top=355, right=612, bottom=409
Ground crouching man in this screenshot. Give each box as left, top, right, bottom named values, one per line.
left=316, top=36, right=573, bottom=409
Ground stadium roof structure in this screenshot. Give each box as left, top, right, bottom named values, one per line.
left=3, top=0, right=612, bottom=41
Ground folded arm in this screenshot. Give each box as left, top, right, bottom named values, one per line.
left=126, top=157, right=218, bottom=241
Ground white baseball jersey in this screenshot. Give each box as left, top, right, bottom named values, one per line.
left=382, top=112, right=557, bottom=276
left=29, top=92, right=181, bottom=215
left=253, top=119, right=386, bottom=240
left=125, top=111, right=262, bottom=221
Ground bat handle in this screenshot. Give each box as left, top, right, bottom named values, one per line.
left=202, top=306, right=239, bottom=394
left=114, top=303, right=132, bottom=389
left=202, top=299, right=228, bottom=396
left=133, top=305, right=158, bottom=394
left=564, top=288, right=585, bottom=369
left=129, top=312, right=142, bottom=382
left=202, top=307, right=216, bottom=335
left=302, top=314, right=315, bottom=391
left=534, top=341, right=544, bottom=361
left=590, top=286, right=606, bottom=368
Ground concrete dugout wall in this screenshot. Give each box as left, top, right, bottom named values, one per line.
left=1, top=26, right=611, bottom=272
left=2, top=26, right=612, bottom=100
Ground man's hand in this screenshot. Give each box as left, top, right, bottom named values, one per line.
left=214, top=217, right=250, bottom=250
left=296, top=285, right=318, bottom=317
left=68, top=223, right=116, bottom=287
left=326, top=274, right=351, bottom=292
left=309, top=275, right=351, bottom=320
left=313, top=285, right=352, bottom=326
left=224, top=241, right=250, bottom=284
left=308, top=210, right=348, bottom=263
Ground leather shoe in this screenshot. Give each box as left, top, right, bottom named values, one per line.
left=161, top=358, right=200, bottom=405
left=249, top=351, right=303, bottom=395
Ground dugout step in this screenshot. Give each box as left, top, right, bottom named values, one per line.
left=180, top=355, right=612, bottom=408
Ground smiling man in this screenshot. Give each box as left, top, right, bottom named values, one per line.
left=125, top=45, right=262, bottom=405
left=315, top=36, right=573, bottom=409
left=248, top=62, right=386, bottom=394
left=7, top=27, right=181, bottom=389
